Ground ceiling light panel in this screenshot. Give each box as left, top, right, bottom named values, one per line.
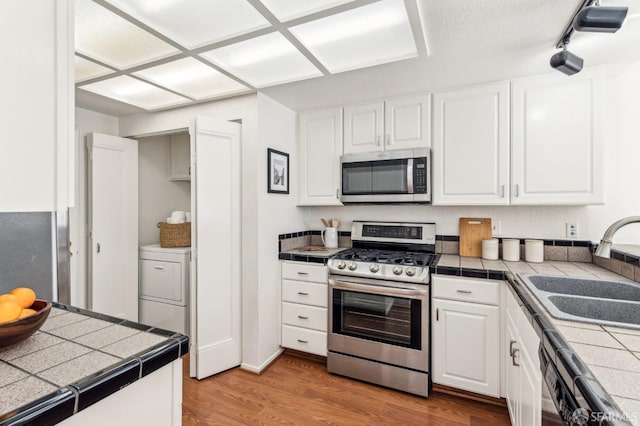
left=80, top=75, right=190, bottom=110
left=134, top=58, right=250, bottom=99
left=75, top=0, right=180, bottom=69
left=75, top=55, right=114, bottom=82
left=290, top=0, right=418, bottom=74
left=200, top=33, right=323, bottom=88
left=259, top=0, right=355, bottom=21
left=104, top=0, right=271, bottom=49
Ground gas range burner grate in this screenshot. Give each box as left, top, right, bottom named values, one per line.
left=334, top=249, right=435, bottom=267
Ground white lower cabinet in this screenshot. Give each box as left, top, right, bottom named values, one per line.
left=504, top=286, right=541, bottom=426
left=281, top=261, right=328, bottom=356
left=432, top=275, right=500, bottom=397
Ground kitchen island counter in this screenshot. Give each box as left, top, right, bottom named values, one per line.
left=0, top=303, right=187, bottom=425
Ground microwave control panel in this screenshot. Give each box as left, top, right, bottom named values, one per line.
left=413, top=158, right=427, bottom=194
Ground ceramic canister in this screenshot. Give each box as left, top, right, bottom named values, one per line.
left=502, top=239, right=520, bottom=262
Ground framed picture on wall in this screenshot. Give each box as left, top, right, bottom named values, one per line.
left=267, top=148, right=289, bottom=194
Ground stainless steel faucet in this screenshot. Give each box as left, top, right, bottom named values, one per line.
left=594, top=216, right=640, bottom=258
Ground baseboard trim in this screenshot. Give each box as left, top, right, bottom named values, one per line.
left=240, top=348, right=283, bottom=375
left=432, top=384, right=507, bottom=407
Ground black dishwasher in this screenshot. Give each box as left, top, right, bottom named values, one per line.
left=539, top=344, right=585, bottom=425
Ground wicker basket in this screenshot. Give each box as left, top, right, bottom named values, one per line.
left=158, top=222, right=191, bottom=248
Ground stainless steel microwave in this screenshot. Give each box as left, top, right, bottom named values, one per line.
left=340, top=148, right=430, bottom=204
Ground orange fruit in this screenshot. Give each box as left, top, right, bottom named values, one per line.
left=19, top=308, right=37, bottom=319
left=10, top=287, right=36, bottom=309
left=0, top=294, right=20, bottom=304
left=0, top=301, right=22, bottom=324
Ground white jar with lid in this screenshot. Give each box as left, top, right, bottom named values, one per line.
left=502, top=239, right=520, bottom=262
left=525, top=239, right=544, bottom=263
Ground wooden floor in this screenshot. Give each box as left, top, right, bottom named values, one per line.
left=182, top=353, right=511, bottom=425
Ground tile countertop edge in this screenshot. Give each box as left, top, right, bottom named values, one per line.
left=0, top=303, right=189, bottom=426
left=504, top=272, right=632, bottom=424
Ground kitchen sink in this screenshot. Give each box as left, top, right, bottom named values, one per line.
left=525, top=275, right=640, bottom=302
left=517, top=273, right=640, bottom=329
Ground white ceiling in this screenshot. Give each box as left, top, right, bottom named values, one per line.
left=76, top=0, right=640, bottom=116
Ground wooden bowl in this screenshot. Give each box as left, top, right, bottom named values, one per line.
left=0, top=300, right=52, bottom=348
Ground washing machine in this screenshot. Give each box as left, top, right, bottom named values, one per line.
left=138, top=244, right=190, bottom=335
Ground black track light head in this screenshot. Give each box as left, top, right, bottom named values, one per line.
left=550, top=50, right=584, bottom=75
left=573, top=6, right=628, bottom=33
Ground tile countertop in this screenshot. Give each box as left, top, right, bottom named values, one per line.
left=278, top=247, right=349, bottom=264
left=432, top=255, right=640, bottom=425
left=0, top=303, right=188, bottom=425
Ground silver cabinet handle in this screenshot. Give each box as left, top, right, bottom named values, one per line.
left=376, top=135, right=381, bottom=146
left=386, top=134, right=390, bottom=145
left=96, top=243, right=101, bottom=253
left=456, top=289, right=472, bottom=294
left=509, top=340, right=517, bottom=356
left=153, top=265, right=165, bottom=270
left=297, top=315, right=308, bottom=320
left=297, top=339, right=308, bottom=344
left=512, top=348, right=520, bottom=367
left=500, top=185, right=505, bottom=198
left=436, top=308, right=439, bottom=321
left=297, top=292, right=309, bottom=296
left=336, top=188, right=339, bottom=199
left=514, top=184, right=519, bottom=197
left=297, top=272, right=308, bottom=275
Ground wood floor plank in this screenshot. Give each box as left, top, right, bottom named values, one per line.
left=182, top=353, right=511, bottom=425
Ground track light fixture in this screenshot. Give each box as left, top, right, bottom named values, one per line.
left=550, top=0, right=628, bottom=75
left=573, top=5, right=628, bottom=33
left=550, top=48, right=584, bottom=75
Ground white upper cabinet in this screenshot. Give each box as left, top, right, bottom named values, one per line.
left=343, top=95, right=430, bottom=154
left=168, top=133, right=191, bottom=181
left=297, top=108, right=343, bottom=206
left=0, top=0, right=74, bottom=212
left=432, top=82, right=510, bottom=205
left=511, top=71, right=603, bottom=205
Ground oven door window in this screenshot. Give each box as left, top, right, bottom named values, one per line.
left=332, top=289, right=421, bottom=349
left=342, top=159, right=408, bottom=195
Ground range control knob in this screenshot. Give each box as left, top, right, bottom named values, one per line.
left=392, top=266, right=403, bottom=275
left=405, top=267, right=416, bottom=277
left=337, top=261, right=346, bottom=270
left=369, top=264, right=380, bottom=273
left=348, top=262, right=357, bottom=271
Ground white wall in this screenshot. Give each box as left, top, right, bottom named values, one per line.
left=138, top=134, right=191, bottom=246
left=72, top=107, right=119, bottom=308
left=248, top=94, right=306, bottom=370
left=307, top=64, right=640, bottom=245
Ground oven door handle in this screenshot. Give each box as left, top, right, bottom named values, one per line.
left=329, top=279, right=427, bottom=298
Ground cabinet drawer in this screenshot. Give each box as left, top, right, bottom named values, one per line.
left=282, top=261, right=327, bottom=283
left=282, top=302, right=327, bottom=331
left=432, top=275, right=500, bottom=305
left=139, top=259, right=187, bottom=305
left=282, top=280, right=327, bottom=307
left=282, top=325, right=327, bottom=356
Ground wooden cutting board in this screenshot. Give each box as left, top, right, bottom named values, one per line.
left=459, top=218, right=492, bottom=257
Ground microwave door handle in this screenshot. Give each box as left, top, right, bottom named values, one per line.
left=407, top=158, right=414, bottom=193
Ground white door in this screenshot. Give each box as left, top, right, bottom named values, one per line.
left=432, top=82, right=510, bottom=205
left=88, top=133, right=138, bottom=321
left=343, top=102, right=384, bottom=154
left=432, top=298, right=500, bottom=397
left=384, top=95, right=430, bottom=150
left=190, top=117, right=241, bottom=379
left=298, top=108, right=343, bottom=206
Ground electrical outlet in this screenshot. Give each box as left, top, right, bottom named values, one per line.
left=566, top=222, right=578, bottom=238
left=493, top=220, right=502, bottom=237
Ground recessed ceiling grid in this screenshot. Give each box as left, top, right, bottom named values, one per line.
left=75, top=0, right=426, bottom=111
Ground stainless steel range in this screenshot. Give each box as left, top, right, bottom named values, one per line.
left=327, top=221, right=436, bottom=397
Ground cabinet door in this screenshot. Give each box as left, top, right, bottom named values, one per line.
left=298, top=108, right=343, bottom=206
left=511, top=71, right=603, bottom=205
left=519, top=343, right=542, bottom=426
left=169, top=133, right=191, bottom=181
left=432, top=82, right=510, bottom=205
left=384, top=95, right=430, bottom=150
left=343, top=102, right=384, bottom=154
left=1, top=0, right=73, bottom=211
left=505, top=308, right=520, bottom=426
left=432, top=298, right=500, bottom=397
